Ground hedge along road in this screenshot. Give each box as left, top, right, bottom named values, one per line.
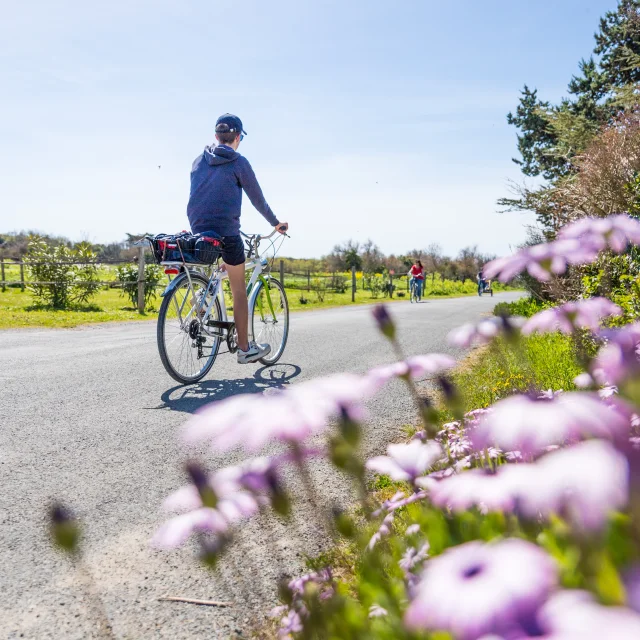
left=0, top=292, right=521, bottom=639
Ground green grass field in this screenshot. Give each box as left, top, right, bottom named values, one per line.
left=0, top=270, right=517, bottom=330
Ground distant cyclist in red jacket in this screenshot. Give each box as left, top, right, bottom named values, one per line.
left=409, top=260, right=425, bottom=300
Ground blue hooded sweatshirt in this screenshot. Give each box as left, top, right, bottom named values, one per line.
left=187, top=144, right=279, bottom=237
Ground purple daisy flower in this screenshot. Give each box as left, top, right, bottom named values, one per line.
left=399, top=542, right=430, bottom=573
left=537, top=590, right=640, bottom=637
left=448, top=316, right=526, bottom=348
left=472, top=392, right=632, bottom=456
left=624, top=566, right=640, bottom=614
left=368, top=513, right=394, bottom=550
left=558, top=214, right=640, bottom=254
left=368, top=353, right=456, bottom=387
left=512, top=440, right=628, bottom=531
left=277, top=608, right=303, bottom=638
left=183, top=373, right=378, bottom=452
left=151, top=499, right=258, bottom=549
left=591, top=322, right=640, bottom=385
left=483, top=239, right=597, bottom=283
left=153, top=461, right=270, bottom=549
left=288, top=568, right=332, bottom=595
left=430, top=469, right=517, bottom=513
left=366, top=440, right=443, bottom=484
left=522, top=298, right=621, bottom=336
left=404, top=539, right=558, bottom=639
left=431, top=440, right=628, bottom=531
left=574, top=372, right=594, bottom=388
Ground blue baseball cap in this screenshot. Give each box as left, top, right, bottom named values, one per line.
left=215, top=113, right=247, bottom=136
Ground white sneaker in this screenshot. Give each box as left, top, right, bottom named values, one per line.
left=237, top=341, right=271, bottom=364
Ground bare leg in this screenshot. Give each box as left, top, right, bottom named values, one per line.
left=225, top=262, right=249, bottom=352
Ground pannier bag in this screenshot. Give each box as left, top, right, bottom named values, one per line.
left=151, top=232, right=224, bottom=265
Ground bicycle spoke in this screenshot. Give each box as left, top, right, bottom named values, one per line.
left=158, top=275, right=221, bottom=383
left=252, top=279, right=288, bottom=364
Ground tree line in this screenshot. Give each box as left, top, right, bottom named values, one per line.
left=313, top=240, right=495, bottom=283
left=0, top=231, right=496, bottom=284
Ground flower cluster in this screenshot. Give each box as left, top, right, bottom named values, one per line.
left=522, top=297, right=622, bottom=335
left=270, top=570, right=334, bottom=638
left=472, top=391, right=632, bottom=456
left=447, top=316, right=525, bottom=348
left=405, top=539, right=558, bottom=639
left=483, top=214, right=640, bottom=283
left=430, top=440, right=629, bottom=530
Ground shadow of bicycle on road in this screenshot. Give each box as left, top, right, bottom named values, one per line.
left=148, top=363, right=302, bottom=415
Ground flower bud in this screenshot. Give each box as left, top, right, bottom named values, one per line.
left=329, top=435, right=352, bottom=470
left=438, top=376, right=464, bottom=420
left=199, top=535, right=227, bottom=569
left=186, top=462, right=217, bottom=509
left=266, top=468, right=291, bottom=518
left=339, top=406, right=361, bottom=447
left=278, top=576, right=294, bottom=605
left=372, top=304, right=396, bottom=340
left=332, top=507, right=356, bottom=538
left=419, top=397, right=440, bottom=428
left=498, top=313, right=522, bottom=345
left=329, top=436, right=364, bottom=478
left=49, top=503, right=80, bottom=553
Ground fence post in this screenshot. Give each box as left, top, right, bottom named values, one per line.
left=307, top=269, right=310, bottom=292
left=351, top=265, right=356, bottom=302
left=20, top=262, right=25, bottom=292
left=279, top=259, right=284, bottom=286
left=1, top=258, right=5, bottom=292
left=137, top=245, right=145, bottom=314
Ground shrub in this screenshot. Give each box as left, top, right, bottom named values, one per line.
left=115, top=263, right=163, bottom=310
left=330, top=274, right=348, bottom=293
left=311, top=278, right=326, bottom=302
left=494, top=295, right=547, bottom=318
left=369, top=275, right=384, bottom=299
left=24, top=236, right=101, bottom=309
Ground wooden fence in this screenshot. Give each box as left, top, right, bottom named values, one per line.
left=1, top=251, right=409, bottom=313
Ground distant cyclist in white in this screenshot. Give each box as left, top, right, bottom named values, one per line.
left=186, top=113, right=289, bottom=364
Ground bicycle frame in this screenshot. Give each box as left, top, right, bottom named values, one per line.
left=158, top=234, right=278, bottom=337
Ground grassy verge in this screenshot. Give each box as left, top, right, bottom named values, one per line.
left=454, top=332, right=583, bottom=409
left=0, top=284, right=519, bottom=330
left=0, top=288, right=157, bottom=329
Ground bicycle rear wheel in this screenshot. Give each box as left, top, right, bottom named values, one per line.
left=250, top=277, right=289, bottom=365
left=157, top=272, right=221, bottom=384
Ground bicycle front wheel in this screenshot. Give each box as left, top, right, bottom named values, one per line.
left=250, top=277, right=289, bottom=365
left=157, top=272, right=221, bottom=384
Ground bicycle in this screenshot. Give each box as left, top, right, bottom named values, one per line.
left=410, top=278, right=422, bottom=303
left=478, top=279, right=493, bottom=297
left=148, top=229, right=289, bottom=384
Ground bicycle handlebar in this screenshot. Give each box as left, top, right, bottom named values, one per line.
left=258, top=226, right=290, bottom=241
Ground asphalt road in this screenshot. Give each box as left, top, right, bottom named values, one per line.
left=0, top=292, right=521, bottom=639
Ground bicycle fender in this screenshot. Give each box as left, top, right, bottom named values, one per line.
left=160, top=273, right=187, bottom=297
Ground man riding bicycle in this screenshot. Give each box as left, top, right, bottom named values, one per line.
left=187, top=113, right=289, bottom=364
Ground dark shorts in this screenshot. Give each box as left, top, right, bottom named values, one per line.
left=199, top=231, right=245, bottom=266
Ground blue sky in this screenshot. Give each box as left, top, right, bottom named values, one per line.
left=0, top=0, right=619, bottom=258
